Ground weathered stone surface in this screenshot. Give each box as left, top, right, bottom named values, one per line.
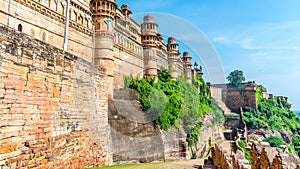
left=251, top=142, right=300, bottom=169
left=109, top=89, right=165, bottom=163
left=0, top=26, right=111, bottom=168
left=211, top=83, right=258, bottom=112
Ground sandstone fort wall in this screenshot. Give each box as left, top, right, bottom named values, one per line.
left=0, top=24, right=111, bottom=168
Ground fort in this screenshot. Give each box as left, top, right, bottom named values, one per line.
left=1, top=0, right=298, bottom=169
left=0, top=0, right=206, bottom=168
left=0, top=0, right=203, bottom=94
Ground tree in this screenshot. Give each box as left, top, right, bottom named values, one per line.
left=226, top=70, right=246, bottom=87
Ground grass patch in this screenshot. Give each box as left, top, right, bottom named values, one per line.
left=85, top=162, right=167, bottom=169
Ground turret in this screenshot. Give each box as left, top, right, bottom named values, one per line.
left=167, top=37, right=180, bottom=80
left=121, top=4, right=132, bottom=18
left=90, top=0, right=117, bottom=98
left=141, top=14, right=158, bottom=48
left=194, top=62, right=203, bottom=79
left=197, top=66, right=203, bottom=78
left=167, top=37, right=179, bottom=52
left=183, top=51, right=192, bottom=83
left=141, top=14, right=158, bottom=79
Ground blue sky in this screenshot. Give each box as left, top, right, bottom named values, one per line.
left=116, top=0, right=300, bottom=110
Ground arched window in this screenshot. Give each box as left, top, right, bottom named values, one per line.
left=18, top=24, right=22, bottom=32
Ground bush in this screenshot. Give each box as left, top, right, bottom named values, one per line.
left=126, top=70, right=224, bottom=148
left=292, top=136, right=300, bottom=156
left=237, top=140, right=251, bottom=164
left=209, top=98, right=225, bottom=125
left=243, top=93, right=300, bottom=132
left=186, top=122, right=203, bottom=147
left=263, top=136, right=285, bottom=147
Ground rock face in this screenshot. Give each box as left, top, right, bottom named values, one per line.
left=193, top=114, right=224, bottom=158
left=0, top=25, right=111, bottom=168
left=109, top=89, right=224, bottom=163
left=109, top=89, right=190, bottom=163
left=109, top=89, right=165, bottom=163
left=280, top=129, right=293, bottom=144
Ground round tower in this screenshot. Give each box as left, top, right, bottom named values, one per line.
left=183, top=52, right=192, bottom=83
left=141, top=14, right=158, bottom=48
left=90, top=0, right=116, bottom=99
left=141, top=14, right=158, bottom=79
left=167, top=37, right=180, bottom=80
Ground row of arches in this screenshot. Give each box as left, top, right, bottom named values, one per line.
left=36, top=0, right=91, bottom=28
left=115, top=33, right=142, bottom=54
left=142, top=35, right=157, bottom=41
left=142, top=23, right=157, bottom=31
left=17, top=24, right=47, bottom=42
left=91, top=1, right=116, bottom=13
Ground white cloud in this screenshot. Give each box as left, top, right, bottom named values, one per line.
left=212, top=36, right=229, bottom=43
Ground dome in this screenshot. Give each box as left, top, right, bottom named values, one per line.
left=183, top=52, right=191, bottom=57
left=143, top=14, right=155, bottom=23
left=168, top=36, right=176, bottom=44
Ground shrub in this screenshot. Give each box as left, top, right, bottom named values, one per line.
left=243, top=95, right=300, bottom=132
left=186, top=122, right=202, bottom=147
left=263, top=136, right=285, bottom=147
left=126, top=70, right=224, bottom=148
left=237, top=140, right=251, bottom=163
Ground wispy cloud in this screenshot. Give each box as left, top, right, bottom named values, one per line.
left=212, top=36, right=229, bottom=43
left=214, top=20, right=300, bottom=53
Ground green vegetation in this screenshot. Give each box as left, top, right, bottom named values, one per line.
left=224, top=115, right=240, bottom=121
left=263, top=136, right=285, bottom=147
left=125, top=70, right=224, bottom=147
left=186, top=122, right=203, bottom=147
left=255, top=86, right=264, bottom=103
left=243, top=85, right=300, bottom=157
left=237, top=140, right=251, bottom=163
left=87, top=161, right=185, bottom=169
left=292, top=136, right=300, bottom=156
left=243, top=90, right=300, bottom=131
left=287, top=144, right=294, bottom=153
left=226, top=70, right=246, bottom=87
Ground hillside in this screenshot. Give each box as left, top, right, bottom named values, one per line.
left=243, top=86, right=300, bottom=156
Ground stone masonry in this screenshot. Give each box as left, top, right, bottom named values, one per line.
left=0, top=24, right=111, bottom=168
left=210, top=82, right=258, bottom=113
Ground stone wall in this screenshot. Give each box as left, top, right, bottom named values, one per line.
left=108, top=89, right=165, bottom=163
left=251, top=142, right=300, bottom=169
left=0, top=0, right=93, bottom=62
left=0, top=25, right=111, bottom=168
left=161, top=126, right=188, bottom=160
left=112, top=48, right=144, bottom=89
left=211, top=83, right=257, bottom=112
left=211, top=144, right=232, bottom=169
left=223, top=83, right=257, bottom=112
